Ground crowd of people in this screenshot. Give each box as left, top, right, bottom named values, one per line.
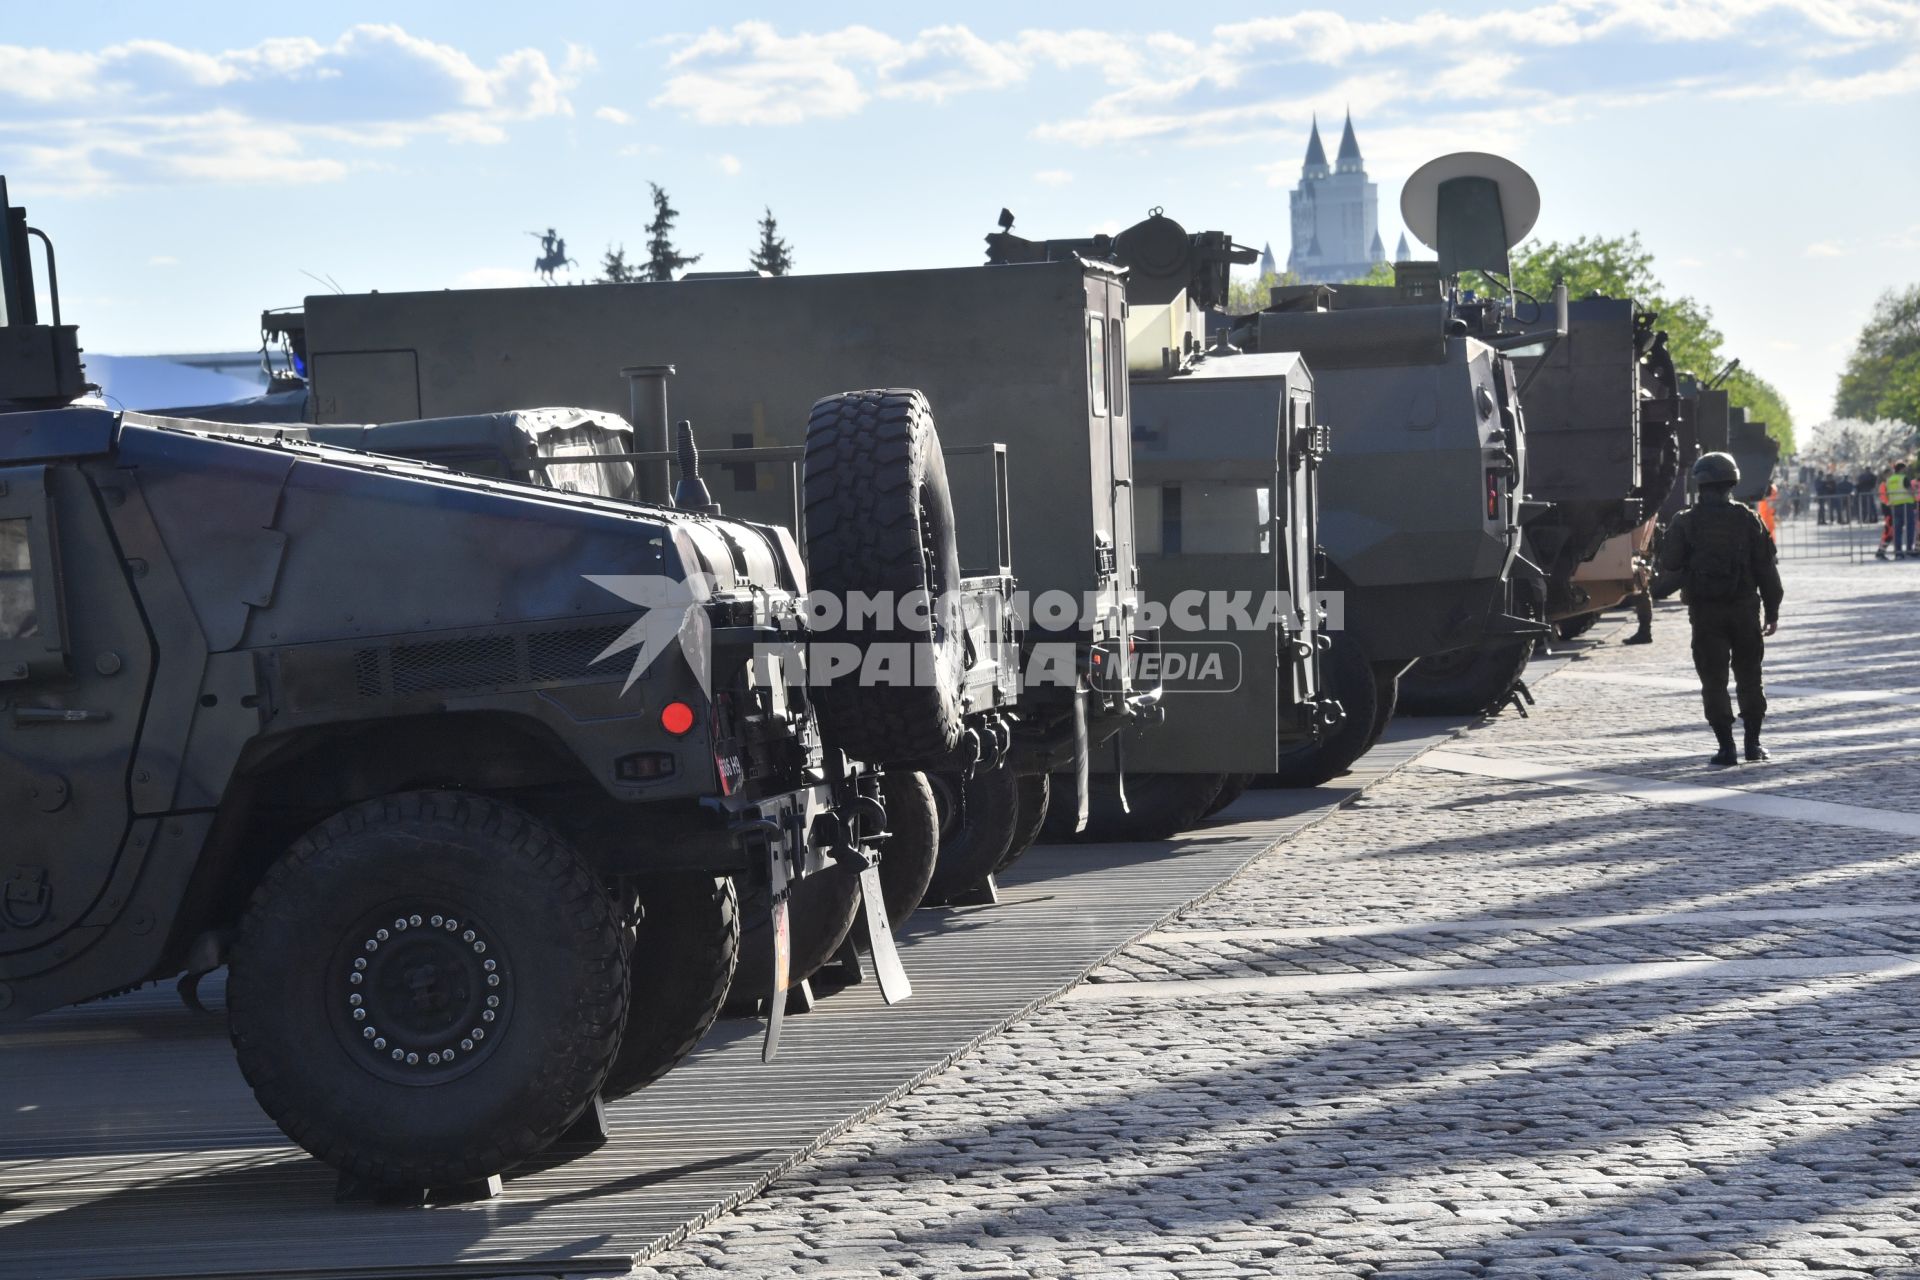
left=1775, top=460, right=1919, bottom=558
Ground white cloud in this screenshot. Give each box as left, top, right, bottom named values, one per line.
left=1806, top=241, right=1847, bottom=257
left=595, top=105, right=633, bottom=125
left=715, top=152, right=742, bottom=175
left=148, top=255, right=178, bottom=267
left=1034, top=169, right=1074, bottom=186
left=0, top=26, right=587, bottom=192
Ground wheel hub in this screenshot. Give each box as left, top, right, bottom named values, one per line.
left=336, top=909, right=510, bottom=1083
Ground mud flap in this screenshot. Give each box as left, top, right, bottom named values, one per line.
left=856, top=864, right=911, bottom=1005
left=1072, top=684, right=1090, bottom=834
left=761, top=839, right=792, bottom=1064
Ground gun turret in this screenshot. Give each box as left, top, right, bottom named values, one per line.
left=986, top=208, right=1255, bottom=312
left=0, top=177, right=86, bottom=410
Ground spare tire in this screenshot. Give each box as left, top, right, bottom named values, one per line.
left=803, top=389, right=966, bottom=766
left=1398, top=638, right=1532, bottom=717
left=1265, top=632, right=1379, bottom=788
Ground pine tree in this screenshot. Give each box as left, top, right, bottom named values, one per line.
left=644, top=183, right=701, bottom=282
left=749, top=207, right=794, bottom=276
left=597, top=244, right=636, bottom=284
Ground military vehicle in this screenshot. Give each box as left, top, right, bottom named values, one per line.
left=0, top=177, right=949, bottom=1194
left=292, top=260, right=1166, bottom=872
left=981, top=214, right=1331, bottom=821
left=992, top=151, right=1558, bottom=778
left=1501, top=297, right=1686, bottom=636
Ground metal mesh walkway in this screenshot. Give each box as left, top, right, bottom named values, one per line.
left=0, top=726, right=1455, bottom=1280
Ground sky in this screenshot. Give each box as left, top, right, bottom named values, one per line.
left=3, top=1, right=1917, bottom=427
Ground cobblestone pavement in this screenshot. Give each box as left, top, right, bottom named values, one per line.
left=632, top=557, right=1920, bottom=1279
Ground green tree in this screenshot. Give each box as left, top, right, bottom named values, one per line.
left=1227, top=269, right=1297, bottom=312
left=1493, top=232, right=1794, bottom=453
left=1342, top=260, right=1396, bottom=287
left=1835, top=284, right=1920, bottom=427
left=644, top=183, right=701, bottom=283
left=596, top=244, right=636, bottom=284
left=749, top=207, right=793, bottom=276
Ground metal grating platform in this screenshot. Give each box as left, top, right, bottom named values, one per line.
left=0, top=724, right=1461, bottom=1280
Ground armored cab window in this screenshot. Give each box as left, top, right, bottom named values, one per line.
left=0, top=466, right=67, bottom=682
left=1109, top=317, right=1127, bottom=417
left=0, top=518, right=37, bottom=640
left=1088, top=317, right=1109, bottom=417
left=1136, top=483, right=1272, bottom=557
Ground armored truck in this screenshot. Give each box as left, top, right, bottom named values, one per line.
left=0, top=177, right=943, bottom=1192
left=296, top=260, right=1163, bottom=870
left=990, top=155, right=1554, bottom=780
left=1502, top=297, right=1685, bottom=631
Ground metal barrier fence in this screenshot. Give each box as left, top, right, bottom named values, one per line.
left=1772, top=494, right=1879, bottom=562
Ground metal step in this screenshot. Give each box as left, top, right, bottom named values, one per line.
left=0, top=741, right=1451, bottom=1279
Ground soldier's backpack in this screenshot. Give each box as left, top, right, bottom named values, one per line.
left=1686, top=504, right=1755, bottom=604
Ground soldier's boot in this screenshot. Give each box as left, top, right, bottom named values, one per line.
left=1709, top=722, right=1739, bottom=768
left=1622, top=625, right=1653, bottom=645
left=1744, top=719, right=1770, bottom=763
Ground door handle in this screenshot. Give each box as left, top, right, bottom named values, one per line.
left=12, top=707, right=111, bottom=726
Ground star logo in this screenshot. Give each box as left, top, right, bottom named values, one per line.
left=585, top=570, right=715, bottom=697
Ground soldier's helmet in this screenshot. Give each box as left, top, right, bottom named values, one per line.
left=1692, top=451, right=1740, bottom=487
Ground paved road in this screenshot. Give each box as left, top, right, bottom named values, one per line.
left=632, top=556, right=1920, bottom=1279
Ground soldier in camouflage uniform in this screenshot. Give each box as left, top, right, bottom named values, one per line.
left=1658, top=452, right=1785, bottom=766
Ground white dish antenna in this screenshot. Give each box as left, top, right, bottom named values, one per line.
left=1400, top=152, right=1540, bottom=277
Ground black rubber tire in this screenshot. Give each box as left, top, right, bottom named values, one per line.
left=1205, top=773, right=1254, bottom=818
left=802, top=389, right=966, bottom=766
left=1397, top=638, right=1533, bottom=716
left=602, top=875, right=739, bottom=1100
left=875, top=771, right=940, bottom=926
left=992, top=774, right=1051, bottom=877
left=1362, top=667, right=1400, bottom=754
left=228, top=791, right=627, bottom=1188
left=727, top=860, right=862, bottom=1015
left=921, top=764, right=1021, bottom=905
left=728, top=771, right=936, bottom=1009
left=1265, top=633, right=1379, bottom=787
left=1556, top=612, right=1599, bottom=642
left=1077, top=772, right=1228, bottom=842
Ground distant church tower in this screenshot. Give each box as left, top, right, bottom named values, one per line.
left=1286, top=111, right=1387, bottom=284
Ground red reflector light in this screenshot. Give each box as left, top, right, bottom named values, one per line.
left=661, top=701, right=696, bottom=736
left=1486, top=470, right=1500, bottom=520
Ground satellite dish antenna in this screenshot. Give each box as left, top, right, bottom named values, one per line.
left=1400, top=152, right=1540, bottom=280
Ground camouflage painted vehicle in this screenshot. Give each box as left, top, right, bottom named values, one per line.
left=291, top=260, right=1159, bottom=874
left=0, top=177, right=940, bottom=1194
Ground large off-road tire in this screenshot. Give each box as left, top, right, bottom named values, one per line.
left=876, top=770, right=940, bottom=925
left=1205, top=773, right=1254, bottom=818
left=602, top=874, right=739, bottom=1100
left=1362, top=667, right=1400, bottom=754
left=1265, top=633, right=1379, bottom=788
left=1077, top=772, right=1228, bottom=842
left=992, top=773, right=1051, bottom=877
left=228, top=791, right=627, bottom=1187
left=727, top=860, right=862, bottom=1015
left=803, top=389, right=966, bottom=766
left=922, top=764, right=1021, bottom=905
left=1398, top=638, right=1532, bottom=717
left=729, top=772, right=936, bottom=1009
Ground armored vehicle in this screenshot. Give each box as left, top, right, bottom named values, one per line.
left=992, top=151, right=1557, bottom=779
left=983, top=216, right=1331, bottom=825
left=1502, top=297, right=1686, bottom=633
left=296, top=260, right=1161, bottom=871
left=0, top=178, right=941, bottom=1193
